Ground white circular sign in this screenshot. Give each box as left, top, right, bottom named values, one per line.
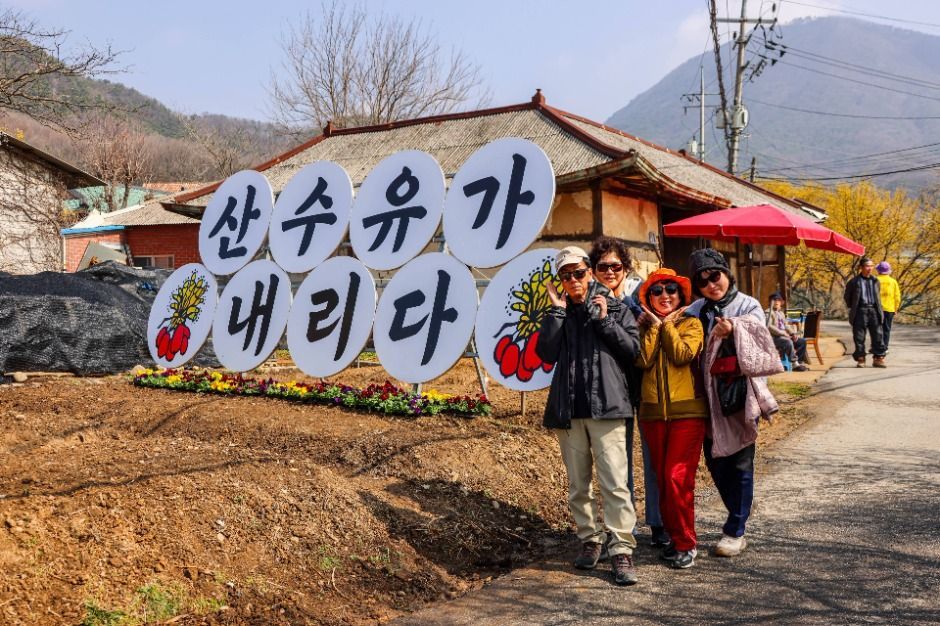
left=349, top=150, right=445, bottom=270
left=212, top=259, right=292, bottom=372
left=475, top=249, right=559, bottom=391
left=373, top=253, right=477, bottom=383
left=147, top=263, right=218, bottom=368
left=286, top=256, right=377, bottom=378
left=199, top=170, right=275, bottom=276
left=269, top=162, right=353, bottom=273
left=443, top=138, right=555, bottom=268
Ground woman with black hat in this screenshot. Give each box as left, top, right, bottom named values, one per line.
left=684, top=248, right=781, bottom=558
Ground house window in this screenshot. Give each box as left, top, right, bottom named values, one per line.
left=132, top=255, right=174, bottom=269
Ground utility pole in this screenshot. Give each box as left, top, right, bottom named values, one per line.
left=729, top=0, right=749, bottom=175
left=681, top=66, right=719, bottom=162
left=714, top=0, right=776, bottom=175
left=699, top=67, right=706, bottom=161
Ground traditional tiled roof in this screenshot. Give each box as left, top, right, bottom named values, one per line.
left=167, top=92, right=816, bottom=220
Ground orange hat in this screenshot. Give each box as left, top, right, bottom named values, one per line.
left=639, top=268, right=693, bottom=307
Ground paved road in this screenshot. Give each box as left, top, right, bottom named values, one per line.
left=397, top=322, right=940, bottom=625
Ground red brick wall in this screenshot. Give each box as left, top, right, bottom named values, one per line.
left=63, top=232, right=126, bottom=272
left=125, top=224, right=201, bottom=269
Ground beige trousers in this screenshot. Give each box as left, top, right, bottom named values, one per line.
left=554, top=418, right=637, bottom=556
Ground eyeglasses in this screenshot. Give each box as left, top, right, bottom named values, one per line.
left=559, top=268, right=589, bottom=282
left=649, top=282, right=680, bottom=296
left=695, top=271, right=723, bottom=289
left=596, top=262, right=624, bottom=273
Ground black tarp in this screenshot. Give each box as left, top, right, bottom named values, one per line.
left=0, top=262, right=217, bottom=374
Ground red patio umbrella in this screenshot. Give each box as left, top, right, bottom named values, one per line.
left=662, top=204, right=864, bottom=255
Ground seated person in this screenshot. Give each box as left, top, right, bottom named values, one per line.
left=766, top=292, right=808, bottom=371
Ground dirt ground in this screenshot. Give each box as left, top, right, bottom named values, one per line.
left=0, top=360, right=810, bottom=625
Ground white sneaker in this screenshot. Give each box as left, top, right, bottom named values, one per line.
left=713, top=534, right=747, bottom=557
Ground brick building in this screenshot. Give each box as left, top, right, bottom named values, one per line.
left=62, top=199, right=200, bottom=272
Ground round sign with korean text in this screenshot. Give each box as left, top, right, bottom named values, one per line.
left=286, top=256, right=377, bottom=378
left=147, top=263, right=218, bottom=368
left=372, top=252, right=478, bottom=383
left=211, top=259, right=292, bottom=372
left=269, top=161, right=353, bottom=273
left=349, top=150, right=445, bottom=270
left=198, top=170, right=275, bottom=276
left=443, top=138, right=555, bottom=268
left=475, top=248, right=560, bottom=391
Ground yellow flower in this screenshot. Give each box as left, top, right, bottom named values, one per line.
left=422, top=389, right=449, bottom=402
left=165, top=374, right=182, bottom=385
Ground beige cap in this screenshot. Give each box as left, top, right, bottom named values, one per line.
left=555, top=246, right=589, bottom=271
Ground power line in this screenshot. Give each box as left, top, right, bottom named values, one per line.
left=758, top=160, right=940, bottom=182
left=777, top=60, right=940, bottom=103
left=759, top=142, right=940, bottom=174
left=780, top=1, right=940, bottom=29
left=760, top=41, right=940, bottom=90
left=748, top=98, right=940, bottom=120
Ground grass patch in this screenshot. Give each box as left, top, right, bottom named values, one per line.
left=135, top=582, right=181, bottom=622
left=80, top=601, right=125, bottom=626
left=769, top=381, right=812, bottom=399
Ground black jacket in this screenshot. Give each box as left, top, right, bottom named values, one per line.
left=844, top=274, right=883, bottom=325
left=535, top=289, right=639, bottom=429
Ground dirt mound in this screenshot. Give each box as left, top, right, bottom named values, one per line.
left=0, top=360, right=811, bottom=624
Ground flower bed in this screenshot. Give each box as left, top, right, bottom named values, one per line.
left=132, top=368, right=492, bottom=417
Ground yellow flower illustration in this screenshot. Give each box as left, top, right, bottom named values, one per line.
left=168, top=270, right=209, bottom=330
left=510, top=258, right=561, bottom=339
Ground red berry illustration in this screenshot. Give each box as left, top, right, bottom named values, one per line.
left=499, top=343, right=520, bottom=378
left=541, top=360, right=553, bottom=373
left=517, top=362, right=534, bottom=382
left=495, top=335, right=512, bottom=362
left=178, top=325, right=191, bottom=355
left=522, top=331, right=542, bottom=372
left=156, top=327, right=171, bottom=358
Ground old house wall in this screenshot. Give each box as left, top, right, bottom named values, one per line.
left=0, top=149, right=70, bottom=273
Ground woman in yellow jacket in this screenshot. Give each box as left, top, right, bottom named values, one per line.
left=635, top=268, right=707, bottom=569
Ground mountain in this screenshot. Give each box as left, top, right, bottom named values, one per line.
left=606, top=17, right=940, bottom=191
left=1, top=68, right=290, bottom=184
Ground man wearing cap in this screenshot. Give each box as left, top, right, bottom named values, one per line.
left=875, top=261, right=901, bottom=353
left=844, top=257, right=886, bottom=368
left=537, top=245, right=640, bottom=586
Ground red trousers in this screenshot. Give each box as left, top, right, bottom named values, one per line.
left=639, top=418, right=706, bottom=552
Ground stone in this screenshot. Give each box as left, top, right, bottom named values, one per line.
left=11, top=372, right=27, bottom=383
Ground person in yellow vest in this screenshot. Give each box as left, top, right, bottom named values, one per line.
left=875, top=261, right=901, bottom=352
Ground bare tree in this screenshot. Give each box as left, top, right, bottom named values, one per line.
left=0, top=9, right=122, bottom=135
left=177, top=114, right=262, bottom=178
left=78, top=114, right=152, bottom=212
left=0, top=135, right=73, bottom=272
left=268, top=1, right=488, bottom=137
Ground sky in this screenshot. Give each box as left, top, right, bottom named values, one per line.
left=7, top=0, right=940, bottom=124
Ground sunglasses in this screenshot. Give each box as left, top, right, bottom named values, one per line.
left=695, top=271, right=724, bottom=289
left=649, top=282, right=680, bottom=296
left=595, top=262, right=623, bottom=273
left=559, top=268, right=589, bottom=282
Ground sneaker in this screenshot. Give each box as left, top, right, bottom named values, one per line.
left=611, top=554, right=638, bottom=586
left=873, top=357, right=887, bottom=368
left=573, top=542, right=603, bottom=570
left=713, top=534, right=747, bottom=557
left=793, top=362, right=809, bottom=372
left=650, top=526, right=671, bottom=547
left=660, top=543, right=678, bottom=562
left=856, top=358, right=866, bottom=368
left=669, top=549, right=697, bottom=569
